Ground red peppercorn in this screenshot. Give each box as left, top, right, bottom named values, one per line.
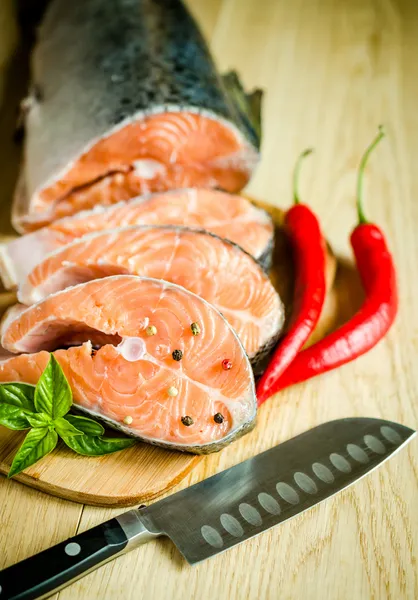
left=222, top=359, right=232, bottom=371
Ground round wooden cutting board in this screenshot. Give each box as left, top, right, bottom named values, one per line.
left=0, top=203, right=338, bottom=506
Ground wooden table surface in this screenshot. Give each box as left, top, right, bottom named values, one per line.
left=1, top=0, right=418, bottom=598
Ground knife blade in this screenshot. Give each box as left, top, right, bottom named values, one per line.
left=0, top=417, right=415, bottom=600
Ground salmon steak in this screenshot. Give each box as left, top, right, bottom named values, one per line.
left=0, top=189, right=274, bottom=289
left=0, top=276, right=257, bottom=452
left=14, top=0, right=262, bottom=232
left=16, top=226, right=284, bottom=368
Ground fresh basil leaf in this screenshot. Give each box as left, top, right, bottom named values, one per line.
left=61, top=434, right=135, bottom=456
left=34, top=355, right=72, bottom=419
left=64, top=414, right=105, bottom=436
left=0, top=383, right=36, bottom=411
left=0, top=404, right=33, bottom=430
left=8, top=428, right=58, bottom=478
left=26, top=412, right=53, bottom=429
left=54, top=416, right=83, bottom=437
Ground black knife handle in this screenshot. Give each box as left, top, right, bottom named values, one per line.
left=0, top=518, right=128, bottom=600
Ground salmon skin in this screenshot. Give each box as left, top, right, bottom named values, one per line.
left=0, top=189, right=274, bottom=288
left=0, top=276, right=257, bottom=453
left=16, top=226, right=284, bottom=369
left=14, top=0, right=262, bottom=232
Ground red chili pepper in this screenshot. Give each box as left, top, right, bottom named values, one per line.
left=272, top=126, right=398, bottom=392
left=257, top=149, right=327, bottom=406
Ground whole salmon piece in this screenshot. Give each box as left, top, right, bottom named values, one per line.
left=16, top=226, right=284, bottom=368
left=0, top=189, right=274, bottom=288
left=14, top=0, right=262, bottom=232
left=0, top=276, right=257, bottom=452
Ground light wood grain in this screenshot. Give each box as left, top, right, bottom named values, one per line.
left=0, top=426, right=202, bottom=506
left=1, top=0, right=418, bottom=599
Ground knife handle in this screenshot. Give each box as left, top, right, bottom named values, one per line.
left=0, top=512, right=156, bottom=600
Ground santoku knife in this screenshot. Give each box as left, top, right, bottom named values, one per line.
left=0, top=417, right=415, bottom=600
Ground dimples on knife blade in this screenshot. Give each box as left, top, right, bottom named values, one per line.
left=136, top=418, right=415, bottom=563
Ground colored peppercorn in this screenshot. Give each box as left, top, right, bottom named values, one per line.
left=222, top=359, right=232, bottom=370
left=190, top=322, right=201, bottom=335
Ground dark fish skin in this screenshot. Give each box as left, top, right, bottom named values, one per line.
left=52, top=0, right=260, bottom=142
left=79, top=0, right=261, bottom=145
left=15, top=0, right=263, bottom=232
left=257, top=234, right=274, bottom=273
left=15, top=1, right=263, bottom=147
left=34, top=0, right=262, bottom=164
left=251, top=329, right=282, bottom=377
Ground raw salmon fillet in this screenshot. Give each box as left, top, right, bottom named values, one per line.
left=17, top=226, right=284, bottom=366
left=0, top=276, right=256, bottom=452
left=0, top=189, right=274, bottom=289
left=14, top=0, right=262, bottom=232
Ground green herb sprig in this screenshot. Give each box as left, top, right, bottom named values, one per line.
left=0, top=355, right=136, bottom=477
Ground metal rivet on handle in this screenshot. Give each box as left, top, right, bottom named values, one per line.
left=380, top=426, right=402, bottom=445
left=239, top=503, right=262, bottom=526
left=330, top=453, right=352, bottom=473
left=220, top=514, right=244, bottom=537
left=201, top=525, right=223, bottom=548
left=294, top=472, right=318, bottom=494
left=258, top=493, right=281, bottom=515
left=65, top=542, right=81, bottom=556
left=312, top=462, right=334, bottom=483
left=347, top=444, right=369, bottom=464
left=276, top=482, right=300, bottom=504
left=364, top=435, right=385, bottom=454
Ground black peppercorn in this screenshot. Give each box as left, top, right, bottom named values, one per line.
left=213, top=413, right=224, bottom=424
left=181, top=416, right=194, bottom=426
left=172, top=349, right=183, bottom=361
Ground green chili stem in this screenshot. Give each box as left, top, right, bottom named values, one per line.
left=293, top=148, right=314, bottom=205
left=356, top=125, right=385, bottom=224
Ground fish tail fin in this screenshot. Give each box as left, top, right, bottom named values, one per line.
left=221, top=70, right=263, bottom=146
